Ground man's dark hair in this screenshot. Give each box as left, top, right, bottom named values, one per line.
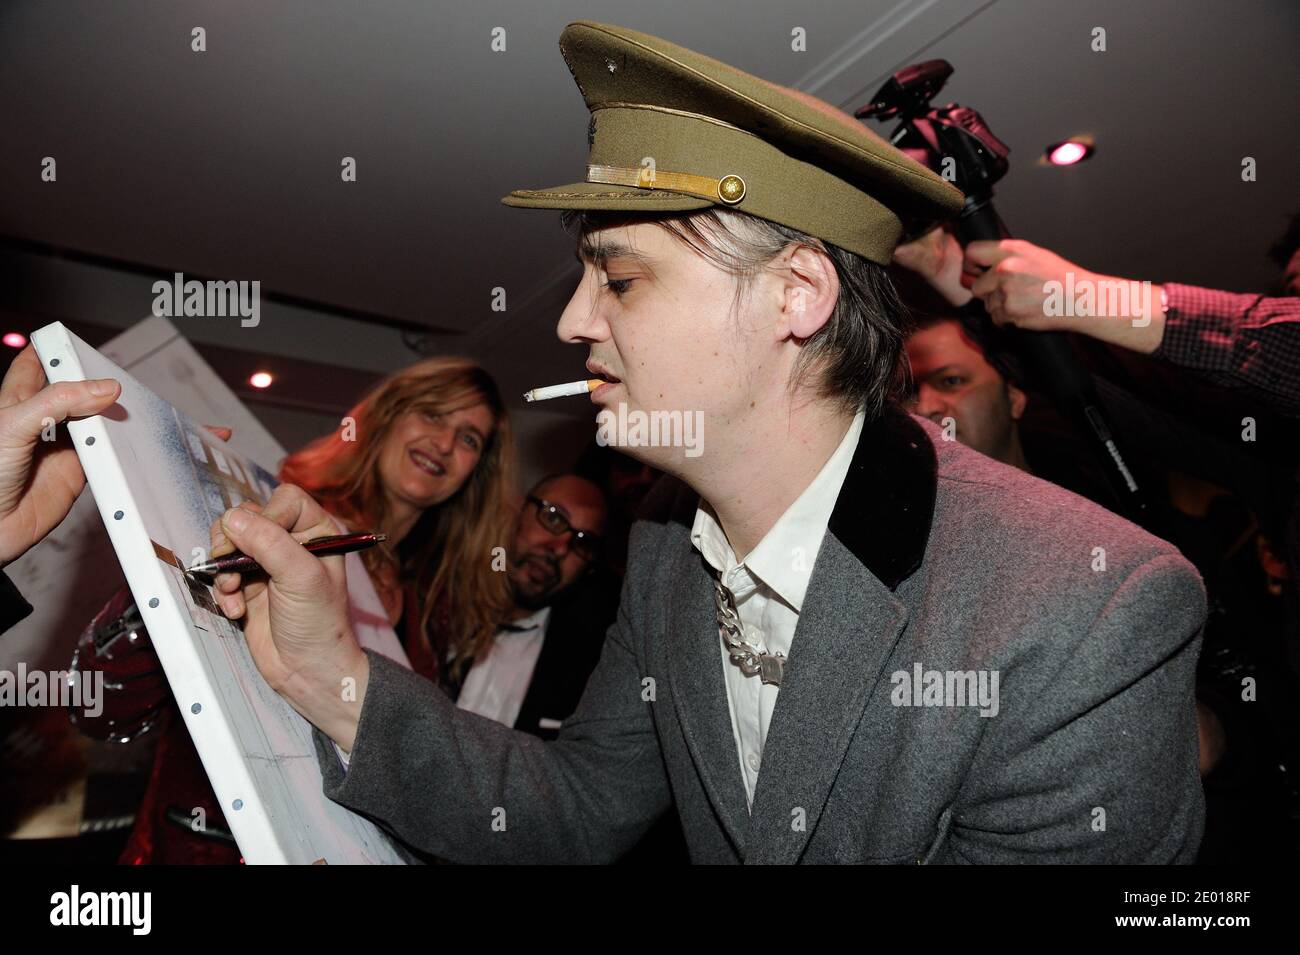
left=527, top=473, right=567, bottom=499
left=561, top=208, right=908, bottom=420
left=1267, top=210, right=1300, bottom=269
left=905, top=302, right=1025, bottom=388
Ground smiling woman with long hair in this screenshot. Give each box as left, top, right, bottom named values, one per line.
left=115, top=356, right=517, bottom=863
left=280, top=356, right=517, bottom=680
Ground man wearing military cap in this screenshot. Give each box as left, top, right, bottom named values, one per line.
left=216, top=21, right=1206, bottom=863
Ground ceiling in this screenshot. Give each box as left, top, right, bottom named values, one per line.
left=2, top=0, right=1297, bottom=421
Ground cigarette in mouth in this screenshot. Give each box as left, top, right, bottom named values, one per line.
left=522, top=379, right=606, bottom=402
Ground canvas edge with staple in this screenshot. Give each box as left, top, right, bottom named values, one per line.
left=29, top=321, right=290, bottom=864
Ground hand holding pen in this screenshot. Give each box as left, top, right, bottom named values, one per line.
left=207, top=487, right=370, bottom=753
left=188, top=530, right=386, bottom=579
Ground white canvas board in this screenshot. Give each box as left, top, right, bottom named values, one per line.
left=30, top=321, right=407, bottom=864
left=2, top=316, right=288, bottom=675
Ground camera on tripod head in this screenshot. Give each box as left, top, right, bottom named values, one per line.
left=856, top=60, right=1011, bottom=242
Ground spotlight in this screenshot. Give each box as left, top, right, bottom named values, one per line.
left=249, top=371, right=273, bottom=389
left=1046, top=140, right=1093, bottom=165
left=3, top=332, right=27, bottom=348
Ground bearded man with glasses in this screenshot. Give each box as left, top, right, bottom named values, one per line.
left=438, top=474, right=613, bottom=742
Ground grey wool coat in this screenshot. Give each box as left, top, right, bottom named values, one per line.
left=313, top=406, right=1206, bottom=864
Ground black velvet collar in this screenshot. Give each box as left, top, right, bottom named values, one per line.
left=826, top=403, right=937, bottom=591
left=642, top=403, right=938, bottom=591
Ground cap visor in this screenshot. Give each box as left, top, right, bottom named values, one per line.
left=502, top=180, right=717, bottom=212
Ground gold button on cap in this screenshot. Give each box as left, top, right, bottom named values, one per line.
left=718, top=174, right=746, bottom=204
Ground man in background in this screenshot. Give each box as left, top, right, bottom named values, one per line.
left=450, top=474, right=614, bottom=741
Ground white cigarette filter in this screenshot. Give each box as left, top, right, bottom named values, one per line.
left=522, top=379, right=604, bottom=402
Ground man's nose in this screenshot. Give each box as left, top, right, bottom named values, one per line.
left=557, top=273, right=611, bottom=344
left=913, top=385, right=947, bottom=421
left=547, top=532, right=573, bottom=558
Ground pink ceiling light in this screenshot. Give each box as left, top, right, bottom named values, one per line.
left=1046, top=140, right=1093, bottom=165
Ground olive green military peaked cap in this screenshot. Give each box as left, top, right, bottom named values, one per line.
left=502, top=20, right=964, bottom=264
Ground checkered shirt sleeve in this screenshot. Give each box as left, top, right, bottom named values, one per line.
left=1152, top=282, right=1300, bottom=416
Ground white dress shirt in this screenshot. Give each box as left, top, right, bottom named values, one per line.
left=455, top=605, right=552, bottom=727
left=689, top=410, right=865, bottom=810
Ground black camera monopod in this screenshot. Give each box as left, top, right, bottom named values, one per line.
left=857, top=61, right=1155, bottom=524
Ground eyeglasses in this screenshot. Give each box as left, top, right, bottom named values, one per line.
left=526, top=496, right=602, bottom=562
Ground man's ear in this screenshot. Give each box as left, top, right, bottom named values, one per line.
left=778, top=244, right=840, bottom=342
left=1007, top=381, right=1028, bottom=420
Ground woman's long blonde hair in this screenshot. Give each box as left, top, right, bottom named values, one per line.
left=279, top=357, right=516, bottom=673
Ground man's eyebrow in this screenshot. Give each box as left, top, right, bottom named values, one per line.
left=574, top=239, right=655, bottom=268
left=923, top=364, right=964, bottom=378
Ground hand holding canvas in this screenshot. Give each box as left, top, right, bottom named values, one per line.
left=0, top=344, right=120, bottom=567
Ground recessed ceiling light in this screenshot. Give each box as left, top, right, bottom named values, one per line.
left=1046, top=140, right=1094, bottom=165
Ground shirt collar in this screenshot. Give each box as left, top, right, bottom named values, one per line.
left=499, top=605, right=551, bottom=634
left=690, top=409, right=866, bottom=612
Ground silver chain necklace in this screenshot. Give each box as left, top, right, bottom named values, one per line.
left=712, top=574, right=786, bottom=686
